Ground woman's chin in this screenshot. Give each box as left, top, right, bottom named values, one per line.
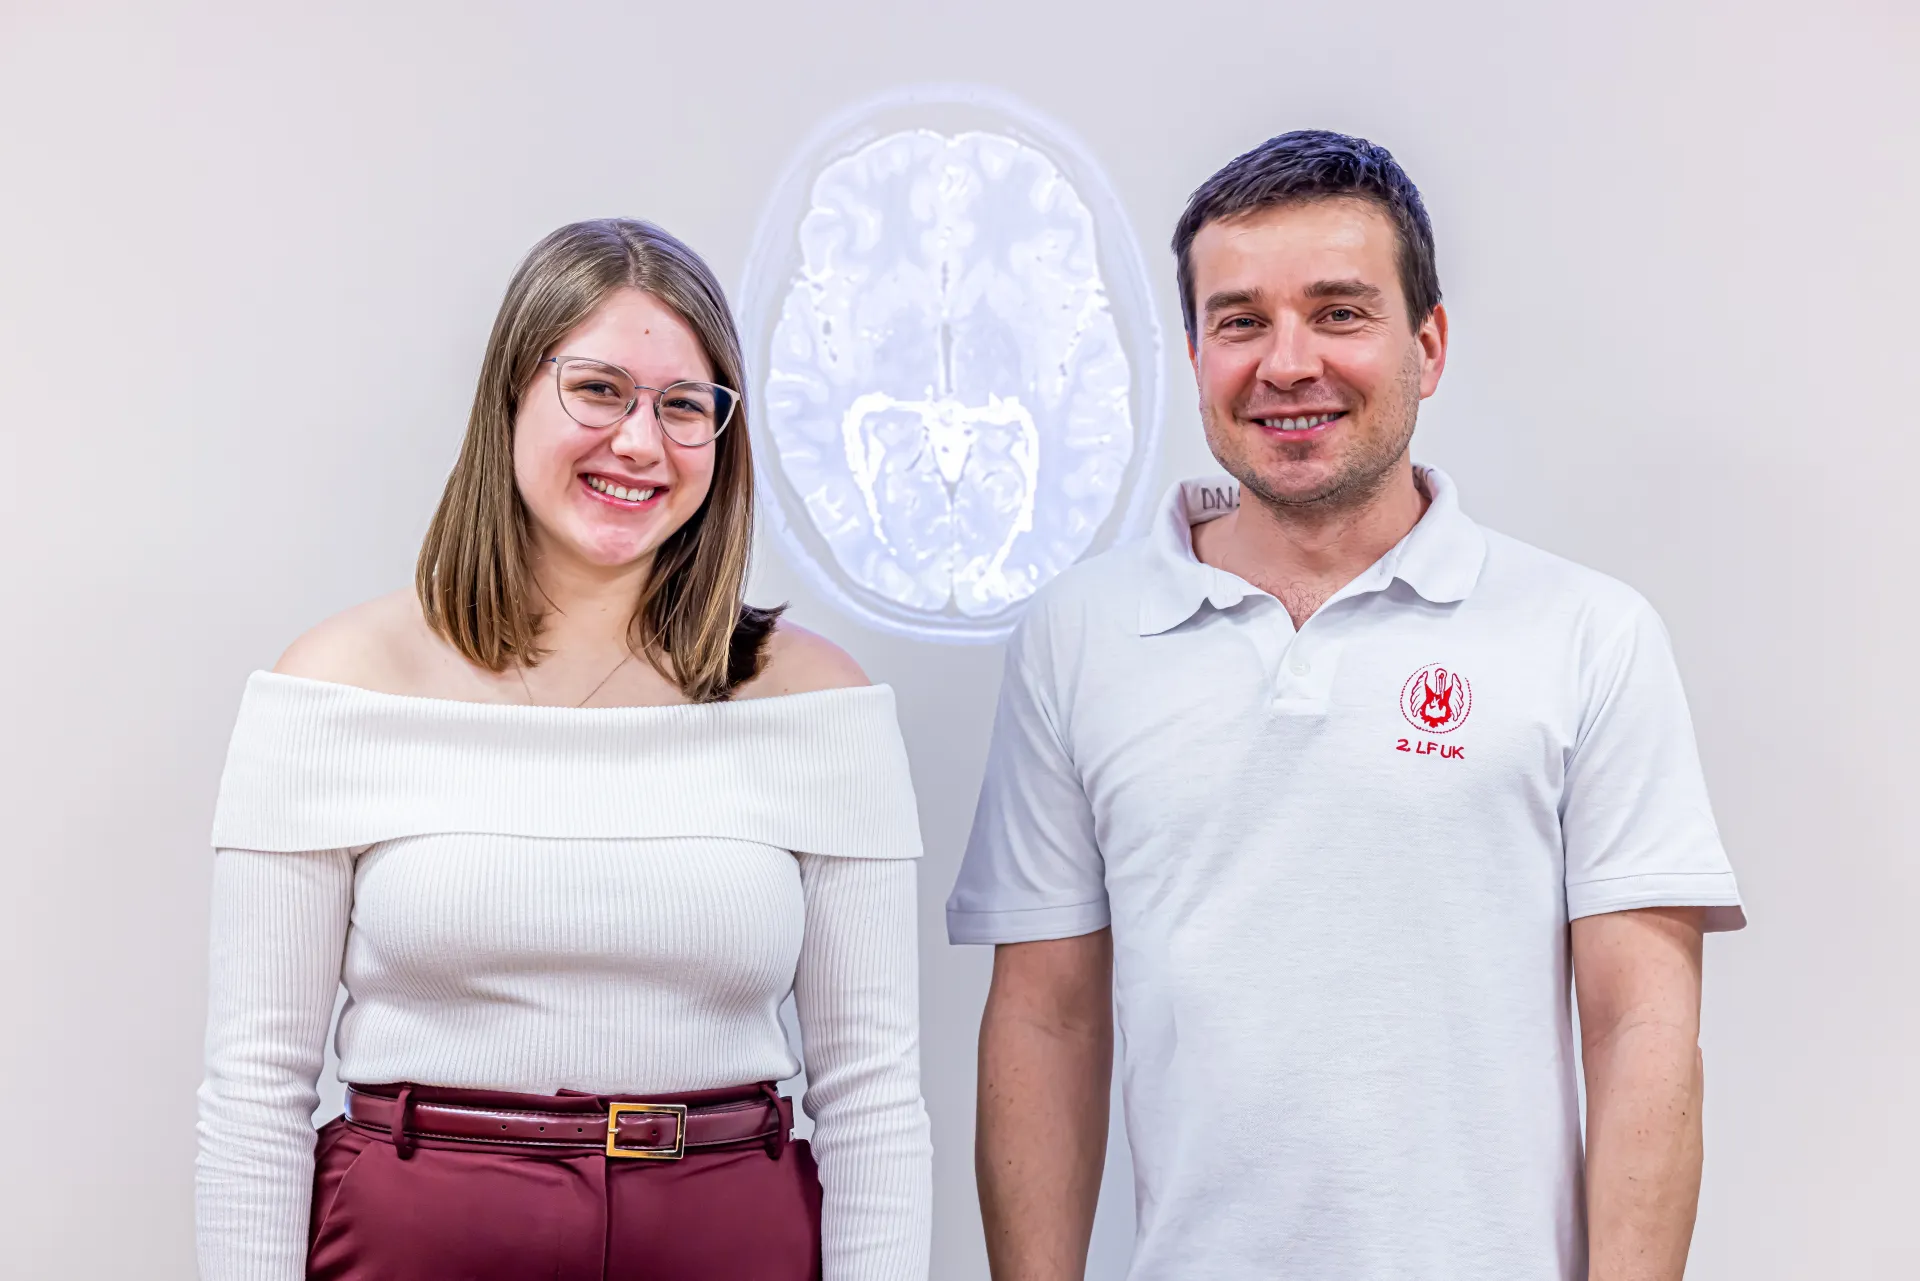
left=582, top=542, right=657, bottom=573
left=534, top=527, right=659, bottom=575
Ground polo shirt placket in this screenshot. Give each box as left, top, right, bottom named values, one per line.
left=1145, top=474, right=1486, bottom=716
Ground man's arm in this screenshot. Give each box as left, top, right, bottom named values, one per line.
left=1573, top=905, right=1708, bottom=1281
left=977, top=929, right=1114, bottom=1281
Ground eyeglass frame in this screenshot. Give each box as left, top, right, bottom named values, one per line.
left=539, top=356, right=740, bottom=448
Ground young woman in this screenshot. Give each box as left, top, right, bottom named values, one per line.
left=195, top=219, right=931, bottom=1280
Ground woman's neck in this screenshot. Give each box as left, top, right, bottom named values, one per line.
left=526, top=543, right=655, bottom=661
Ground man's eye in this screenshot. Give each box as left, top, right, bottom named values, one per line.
left=1326, top=308, right=1357, bottom=323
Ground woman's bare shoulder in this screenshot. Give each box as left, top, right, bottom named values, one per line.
left=272, top=591, right=447, bottom=694
left=733, top=620, right=870, bottom=700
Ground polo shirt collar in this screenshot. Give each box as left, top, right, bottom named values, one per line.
left=1136, top=465, right=1488, bottom=637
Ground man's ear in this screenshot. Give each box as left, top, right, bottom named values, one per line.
left=1417, top=303, right=1449, bottom=399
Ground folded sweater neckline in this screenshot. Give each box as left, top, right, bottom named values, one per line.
left=210, top=672, right=924, bottom=857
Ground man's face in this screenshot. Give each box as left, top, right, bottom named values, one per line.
left=1186, top=198, right=1447, bottom=511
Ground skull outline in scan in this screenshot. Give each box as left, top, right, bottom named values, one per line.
left=740, top=86, right=1164, bottom=642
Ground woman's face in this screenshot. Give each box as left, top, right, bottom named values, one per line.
left=513, top=288, right=721, bottom=577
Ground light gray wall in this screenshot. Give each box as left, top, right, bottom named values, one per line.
left=1, top=2, right=1914, bottom=1277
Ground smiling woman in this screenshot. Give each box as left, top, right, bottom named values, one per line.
left=194, top=220, right=934, bottom=1281
left=418, top=221, right=768, bottom=705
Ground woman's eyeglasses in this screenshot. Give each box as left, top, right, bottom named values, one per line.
left=543, top=357, right=739, bottom=447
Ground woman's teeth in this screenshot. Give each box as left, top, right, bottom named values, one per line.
left=586, top=476, right=656, bottom=503
left=1257, top=412, right=1343, bottom=430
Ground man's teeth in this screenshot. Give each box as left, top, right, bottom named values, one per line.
left=1258, top=412, right=1342, bottom=430
left=586, top=476, right=656, bottom=502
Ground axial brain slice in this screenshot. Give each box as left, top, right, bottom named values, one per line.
left=765, top=129, right=1134, bottom=618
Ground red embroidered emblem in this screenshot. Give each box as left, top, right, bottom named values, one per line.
left=1401, top=664, right=1472, bottom=734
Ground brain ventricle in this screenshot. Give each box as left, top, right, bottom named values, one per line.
left=765, top=129, right=1135, bottom=619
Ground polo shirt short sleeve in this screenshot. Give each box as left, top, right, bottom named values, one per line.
left=1562, top=597, right=1744, bottom=929
left=947, top=604, right=1110, bottom=944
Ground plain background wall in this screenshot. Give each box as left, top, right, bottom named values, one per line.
left=2, top=1, right=1915, bottom=1276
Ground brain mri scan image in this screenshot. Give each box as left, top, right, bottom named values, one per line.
left=741, top=86, right=1163, bottom=642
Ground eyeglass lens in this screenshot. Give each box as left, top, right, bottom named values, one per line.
left=554, top=358, right=737, bottom=446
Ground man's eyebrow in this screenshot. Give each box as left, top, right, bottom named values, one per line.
left=1303, top=278, right=1387, bottom=304
left=1202, top=287, right=1264, bottom=317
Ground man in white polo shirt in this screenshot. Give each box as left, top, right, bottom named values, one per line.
left=948, top=130, right=1744, bottom=1281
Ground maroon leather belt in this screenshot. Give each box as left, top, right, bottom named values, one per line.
left=344, top=1086, right=788, bottom=1161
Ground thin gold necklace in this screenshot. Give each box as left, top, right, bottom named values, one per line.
left=515, top=649, right=635, bottom=708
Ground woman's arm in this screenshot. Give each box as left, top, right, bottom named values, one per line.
left=196, top=846, right=354, bottom=1280
left=793, top=853, right=934, bottom=1281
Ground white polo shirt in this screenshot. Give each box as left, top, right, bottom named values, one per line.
left=948, top=467, right=1743, bottom=1281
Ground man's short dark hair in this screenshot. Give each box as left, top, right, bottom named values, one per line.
left=1172, top=130, right=1441, bottom=341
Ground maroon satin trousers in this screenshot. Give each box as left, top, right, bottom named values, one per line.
left=306, top=1082, right=823, bottom=1281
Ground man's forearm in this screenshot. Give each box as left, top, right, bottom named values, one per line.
left=976, top=936, right=1114, bottom=1281
left=1583, top=1021, right=1704, bottom=1281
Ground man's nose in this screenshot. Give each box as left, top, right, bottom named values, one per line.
left=1255, top=315, right=1322, bottom=390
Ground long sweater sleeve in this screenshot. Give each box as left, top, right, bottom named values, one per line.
left=196, top=846, right=355, bottom=1281
left=794, top=854, right=934, bottom=1281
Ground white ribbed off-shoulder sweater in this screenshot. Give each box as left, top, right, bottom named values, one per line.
left=195, top=673, right=933, bottom=1281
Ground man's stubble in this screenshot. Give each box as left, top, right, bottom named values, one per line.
left=1204, top=343, right=1425, bottom=523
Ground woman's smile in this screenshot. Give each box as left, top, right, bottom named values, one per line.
left=581, top=472, right=666, bottom=509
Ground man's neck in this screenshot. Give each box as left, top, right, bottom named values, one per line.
left=1192, top=461, right=1429, bottom=628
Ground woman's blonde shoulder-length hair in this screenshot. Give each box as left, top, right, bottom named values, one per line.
left=416, top=218, right=780, bottom=704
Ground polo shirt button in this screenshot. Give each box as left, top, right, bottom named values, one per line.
left=1290, top=660, right=1310, bottom=676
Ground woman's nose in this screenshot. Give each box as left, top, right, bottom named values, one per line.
left=611, top=400, right=667, bottom=460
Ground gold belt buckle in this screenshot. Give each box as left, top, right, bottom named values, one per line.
left=605, top=1102, right=688, bottom=1160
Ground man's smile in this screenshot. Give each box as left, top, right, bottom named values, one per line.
left=1250, top=410, right=1347, bottom=435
